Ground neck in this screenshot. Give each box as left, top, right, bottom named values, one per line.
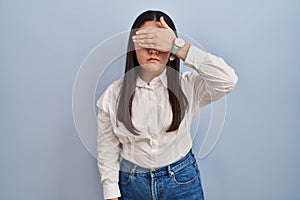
left=139, top=67, right=165, bottom=83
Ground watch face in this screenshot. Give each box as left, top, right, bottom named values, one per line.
left=175, top=38, right=185, bottom=48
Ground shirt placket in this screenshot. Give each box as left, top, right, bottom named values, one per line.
left=148, top=86, right=161, bottom=159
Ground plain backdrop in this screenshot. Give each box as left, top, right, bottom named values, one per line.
left=1, top=0, right=300, bottom=200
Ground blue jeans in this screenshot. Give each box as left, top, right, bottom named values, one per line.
left=119, top=150, right=204, bottom=200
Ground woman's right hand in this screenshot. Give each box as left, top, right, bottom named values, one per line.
left=133, top=16, right=176, bottom=53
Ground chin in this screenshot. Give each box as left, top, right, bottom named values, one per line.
left=141, top=63, right=165, bottom=72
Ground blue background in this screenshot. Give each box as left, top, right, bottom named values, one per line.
left=1, top=0, right=299, bottom=199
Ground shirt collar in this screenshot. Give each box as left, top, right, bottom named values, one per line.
left=136, top=68, right=168, bottom=89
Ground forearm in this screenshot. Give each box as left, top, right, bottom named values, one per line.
left=97, top=95, right=121, bottom=199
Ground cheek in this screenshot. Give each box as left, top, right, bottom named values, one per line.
left=160, top=53, right=170, bottom=64
left=135, top=49, right=147, bottom=65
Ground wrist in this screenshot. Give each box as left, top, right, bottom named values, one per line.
left=176, top=43, right=190, bottom=61
left=171, top=38, right=186, bottom=56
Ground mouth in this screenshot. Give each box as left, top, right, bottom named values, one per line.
left=147, top=57, right=160, bottom=63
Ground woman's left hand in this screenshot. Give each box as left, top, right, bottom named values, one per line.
left=132, top=16, right=176, bottom=52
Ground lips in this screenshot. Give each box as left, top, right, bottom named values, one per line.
left=147, top=57, right=160, bottom=62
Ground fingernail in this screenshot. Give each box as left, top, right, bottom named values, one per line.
left=132, top=36, right=136, bottom=39
left=136, top=31, right=140, bottom=34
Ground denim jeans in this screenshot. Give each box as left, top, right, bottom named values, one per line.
left=119, top=150, right=204, bottom=200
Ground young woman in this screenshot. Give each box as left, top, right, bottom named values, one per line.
left=97, top=10, right=238, bottom=200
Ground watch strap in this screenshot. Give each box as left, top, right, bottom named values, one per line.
left=171, top=45, right=179, bottom=56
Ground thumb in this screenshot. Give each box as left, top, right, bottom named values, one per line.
left=160, top=16, right=171, bottom=29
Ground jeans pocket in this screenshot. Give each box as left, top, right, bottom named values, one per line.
left=119, top=171, right=132, bottom=185
left=172, top=162, right=200, bottom=185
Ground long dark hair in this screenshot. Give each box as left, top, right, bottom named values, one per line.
left=117, top=10, right=188, bottom=135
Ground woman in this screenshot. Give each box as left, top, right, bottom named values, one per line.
left=97, top=10, right=238, bottom=200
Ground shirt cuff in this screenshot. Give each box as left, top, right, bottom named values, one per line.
left=103, top=183, right=121, bottom=199
left=184, top=45, right=208, bottom=68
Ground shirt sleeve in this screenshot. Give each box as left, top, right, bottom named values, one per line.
left=96, top=86, right=121, bottom=199
left=183, top=45, right=238, bottom=108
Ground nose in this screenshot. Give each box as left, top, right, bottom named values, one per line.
left=148, top=49, right=159, bottom=55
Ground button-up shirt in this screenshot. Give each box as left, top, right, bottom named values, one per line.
left=96, top=45, right=238, bottom=199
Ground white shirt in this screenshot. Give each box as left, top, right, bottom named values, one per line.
left=96, top=45, right=238, bottom=199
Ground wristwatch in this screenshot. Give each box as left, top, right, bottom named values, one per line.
left=171, top=38, right=186, bottom=56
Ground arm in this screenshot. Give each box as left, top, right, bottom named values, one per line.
left=97, top=87, right=121, bottom=200
left=133, top=16, right=238, bottom=107
left=182, top=45, right=238, bottom=107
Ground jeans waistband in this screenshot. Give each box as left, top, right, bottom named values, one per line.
left=120, top=149, right=196, bottom=176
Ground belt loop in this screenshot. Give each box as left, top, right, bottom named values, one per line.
left=130, top=165, right=137, bottom=175
left=167, top=165, right=174, bottom=178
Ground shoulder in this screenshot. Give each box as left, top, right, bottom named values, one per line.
left=105, top=77, right=124, bottom=94
left=96, top=77, right=124, bottom=108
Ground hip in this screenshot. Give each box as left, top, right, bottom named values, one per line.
left=119, top=149, right=204, bottom=200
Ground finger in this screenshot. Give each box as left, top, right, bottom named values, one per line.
left=133, top=42, right=144, bottom=50
left=133, top=38, right=155, bottom=45
left=160, top=16, right=171, bottom=30
left=138, top=43, right=155, bottom=49
left=136, top=28, right=156, bottom=35
left=132, top=34, right=153, bottom=41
